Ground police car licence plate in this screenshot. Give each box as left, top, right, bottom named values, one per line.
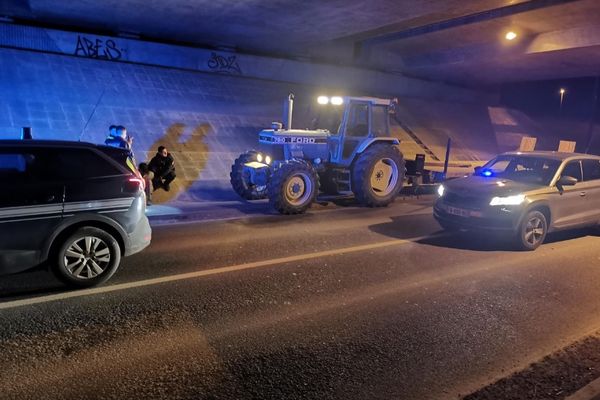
left=445, top=205, right=471, bottom=217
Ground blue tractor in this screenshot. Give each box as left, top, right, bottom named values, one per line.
left=230, top=95, right=405, bottom=214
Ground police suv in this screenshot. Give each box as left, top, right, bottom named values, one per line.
left=0, top=140, right=151, bottom=287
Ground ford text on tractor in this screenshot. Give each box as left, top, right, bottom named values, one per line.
left=230, top=95, right=405, bottom=214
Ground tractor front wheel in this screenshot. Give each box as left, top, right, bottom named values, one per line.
left=351, top=144, right=405, bottom=207
left=269, top=160, right=318, bottom=214
left=230, top=151, right=268, bottom=200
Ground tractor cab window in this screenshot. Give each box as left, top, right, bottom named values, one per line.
left=346, top=103, right=369, bottom=137
left=312, top=105, right=344, bottom=134
left=372, top=105, right=388, bottom=137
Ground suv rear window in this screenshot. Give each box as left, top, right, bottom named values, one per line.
left=55, top=149, right=123, bottom=180
left=0, top=147, right=124, bottom=182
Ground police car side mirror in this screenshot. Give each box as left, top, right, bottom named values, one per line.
left=557, top=176, right=577, bottom=187
left=556, top=175, right=577, bottom=194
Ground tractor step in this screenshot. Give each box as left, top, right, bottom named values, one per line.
left=332, top=170, right=351, bottom=192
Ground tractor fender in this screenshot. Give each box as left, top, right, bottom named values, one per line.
left=355, top=138, right=400, bottom=154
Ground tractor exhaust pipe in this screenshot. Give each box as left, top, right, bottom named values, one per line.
left=283, top=93, right=294, bottom=130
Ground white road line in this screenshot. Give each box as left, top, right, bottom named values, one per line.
left=0, top=233, right=441, bottom=311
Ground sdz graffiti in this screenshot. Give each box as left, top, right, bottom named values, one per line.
left=207, top=52, right=242, bottom=74
left=74, top=36, right=123, bottom=60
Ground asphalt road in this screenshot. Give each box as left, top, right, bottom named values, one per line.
left=2, top=198, right=600, bottom=399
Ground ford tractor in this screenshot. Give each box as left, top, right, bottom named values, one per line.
left=230, top=94, right=405, bottom=214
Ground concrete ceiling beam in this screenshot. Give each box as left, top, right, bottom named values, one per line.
left=526, top=24, right=600, bottom=53
left=360, top=0, right=582, bottom=47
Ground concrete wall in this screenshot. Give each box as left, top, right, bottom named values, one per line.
left=0, top=23, right=504, bottom=202
left=0, top=47, right=317, bottom=202
left=0, top=23, right=496, bottom=104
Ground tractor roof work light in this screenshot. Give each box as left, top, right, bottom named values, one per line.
left=317, top=96, right=329, bottom=105
left=331, top=96, right=344, bottom=106
left=505, top=31, right=517, bottom=41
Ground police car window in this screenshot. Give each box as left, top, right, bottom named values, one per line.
left=55, top=149, right=122, bottom=180
left=562, top=161, right=582, bottom=182
left=0, top=153, right=27, bottom=173
left=0, top=151, right=47, bottom=181
left=487, top=159, right=510, bottom=173
left=582, top=159, right=600, bottom=181
left=482, top=156, right=560, bottom=185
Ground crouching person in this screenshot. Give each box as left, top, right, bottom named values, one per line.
left=138, top=162, right=154, bottom=205
left=149, top=146, right=176, bottom=192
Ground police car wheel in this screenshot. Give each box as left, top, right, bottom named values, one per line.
left=515, top=210, right=547, bottom=251
left=53, top=227, right=121, bottom=287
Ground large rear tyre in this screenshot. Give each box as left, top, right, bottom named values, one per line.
left=514, top=210, right=547, bottom=251
left=230, top=151, right=268, bottom=200
left=351, top=144, right=404, bottom=207
left=269, top=159, right=318, bottom=214
left=52, top=227, right=121, bottom=288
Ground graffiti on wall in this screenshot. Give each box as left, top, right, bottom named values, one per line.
left=74, top=36, right=124, bottom=60
left=148, top=123, right=211, bottom=203
left=207, top=52, right=242, bottom=74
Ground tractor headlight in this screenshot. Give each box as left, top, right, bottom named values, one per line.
left=437, top=185, right=445, bottom=197
left=256, top=153, right=263, bottom=163
left=331, top=96, right=344, bottom=106
left=265, top=155, right=271, bottom=165
left=317, top=96, right=329, bottom=105
left=489, top=194, right=525, bottom=206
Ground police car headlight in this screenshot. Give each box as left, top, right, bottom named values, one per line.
left=490, top=194, right=525, bottom=206
left=265, top=155, right=271, bottom=165
left=256, top=153, right=263, bottom=163
left=437, top=185, right=445, bottom=197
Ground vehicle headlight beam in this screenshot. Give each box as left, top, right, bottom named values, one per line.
left=437, top=185, right=445, bottom=197
left=490, top=194, right=525, bottom=206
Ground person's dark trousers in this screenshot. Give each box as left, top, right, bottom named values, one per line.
left=163, top=172, right=176, bottom=190
left=152, top=172, right=176, bottom=191
left=151, top=175, right=163, bottom=191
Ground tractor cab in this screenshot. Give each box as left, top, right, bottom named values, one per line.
left=327, top=97, right=393, bottom=166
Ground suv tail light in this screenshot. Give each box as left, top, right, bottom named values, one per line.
left=124, top=176, right=144, bottom=192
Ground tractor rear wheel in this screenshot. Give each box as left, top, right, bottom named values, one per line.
left=230, top=151, right=268, bottom=200
left=269, top=159, right=318, bottom=214
left=351, top=144, right=404, bottom=207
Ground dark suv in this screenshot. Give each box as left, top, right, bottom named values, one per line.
left=434, top=151, right=600, bottom=250
left=0, top=140, right=151, bottom=287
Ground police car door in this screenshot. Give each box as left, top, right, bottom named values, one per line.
left=0, top=147, right=65, bottom=273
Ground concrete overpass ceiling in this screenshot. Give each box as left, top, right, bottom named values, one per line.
left=375, top=0, right=600, bottom=86
left=0, top=0, right=525, bottom=50
left=1, top=0, right=599, bottom=86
